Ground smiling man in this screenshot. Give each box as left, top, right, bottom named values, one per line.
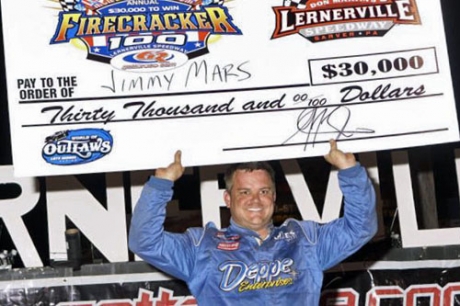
left=129, top=140, right=377, bottom=305
left=223, top=162, right=276, bottom=241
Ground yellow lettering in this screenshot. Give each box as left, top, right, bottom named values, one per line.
left=195, top=12, right=212, bottom=29
left=102, top=15, right=117, bottom=33
left=163, top=13, right=179, bottom=30
left=85, top=17, right=102, bottom=35
left=149, top=14, right=166, bottom=31
left=132, top=15, right=148, bottom=31
left=205, top=7, right=238, bottom=33
left=238, top=278, right=294, bottom=292
left=54, top=13, right=82, bottom=42
left=118, top=16, right=132, bottom=32
left=178, top=12, right=198, bottom=29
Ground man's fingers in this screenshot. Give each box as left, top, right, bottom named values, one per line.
left=174, top=150, right=182, bottom=165
left=329, top=139, right=337, bottom=151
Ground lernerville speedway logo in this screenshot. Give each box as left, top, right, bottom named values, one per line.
left=42, top=128, right=113, bottom=165
left=272, top=0, right=420, bottom=42
left=50, top=0, right=242, bottom=72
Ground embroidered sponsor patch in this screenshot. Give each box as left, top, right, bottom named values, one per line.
left=216, top=232, right=240, bottom=241
left=274, top=230, right=297, bottom=242
left=217, top=242, right=240, bottom=251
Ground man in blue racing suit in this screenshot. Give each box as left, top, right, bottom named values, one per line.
left=129, top=140, right=378, bottom=305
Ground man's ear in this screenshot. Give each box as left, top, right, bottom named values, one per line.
left=224, top=190, right=231, bottom=208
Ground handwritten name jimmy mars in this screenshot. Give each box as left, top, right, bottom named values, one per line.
left=101, top=59, right=251, bottom=93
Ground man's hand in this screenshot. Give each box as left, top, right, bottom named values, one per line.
left=324, top=139, right=357, bottom=170
left=155, top=150, right=185, bottom=182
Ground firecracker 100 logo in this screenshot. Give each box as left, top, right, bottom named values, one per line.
left=50, top=0, right=242, bottom=72
left=272, top=0, right=420, bottom=42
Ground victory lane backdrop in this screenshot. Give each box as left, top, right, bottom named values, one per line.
left=0, top=0, right=459, bottom=176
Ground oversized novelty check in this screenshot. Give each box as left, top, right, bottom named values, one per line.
left=0, top=0, right=458, bottom=176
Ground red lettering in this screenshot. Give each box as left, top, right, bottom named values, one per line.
left=406, top=285, right=441, bottom=306
left=57, top=303, right=95, bottom=306
left=443, top=283, right=460, bottom=305
left=135, top=289, right=154, bottom=306
left=99, top=302, right=131, bottom=306
left=181, top=298, right=198, bottom=305
left=154, top=288, right=180, bottom=306
left=320, top=288, right=358, bottom=306
left=366, top=286, right=404, bottom=306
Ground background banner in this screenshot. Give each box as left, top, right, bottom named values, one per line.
left=1, top=261, right=460, bottom=305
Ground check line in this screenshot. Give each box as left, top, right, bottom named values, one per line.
left=222, top=128, right=449, bottom=151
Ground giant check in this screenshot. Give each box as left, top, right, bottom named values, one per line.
left=0, top=0, right=458, bottom=176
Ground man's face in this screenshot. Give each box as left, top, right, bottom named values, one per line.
left=224, top=169, right=276, bottom=238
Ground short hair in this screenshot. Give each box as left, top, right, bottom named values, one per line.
left=224, top=161, right=276, bottom=192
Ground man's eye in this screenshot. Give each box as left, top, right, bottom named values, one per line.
left=239, top=190, right=250, bottom=196
left=260, top=189, right=271, bottom=195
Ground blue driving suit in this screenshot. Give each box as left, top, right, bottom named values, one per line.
left=129, top=163, right=377, bottom=305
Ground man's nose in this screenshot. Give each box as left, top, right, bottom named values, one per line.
left=250, top=192, right=261, bottom=202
